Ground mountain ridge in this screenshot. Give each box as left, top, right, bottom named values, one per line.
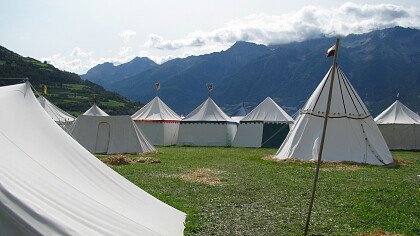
left=84, top=26, right=420, bottom=116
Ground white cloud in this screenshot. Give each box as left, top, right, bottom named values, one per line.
left=145, top=2, right=420, bottom=50
left=70, top=47, right=88, bottom=57
left=119, top=30, right=137, bottom=44
left=44, top=2, right=420, bottom=74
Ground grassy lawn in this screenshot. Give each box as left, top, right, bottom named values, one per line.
left=98, top=147, right=419, bottom=236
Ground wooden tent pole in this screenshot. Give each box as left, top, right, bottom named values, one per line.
left=304, top=38, right=340, bottom=236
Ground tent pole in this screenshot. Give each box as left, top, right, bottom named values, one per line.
left=304, top=38, right=340, bottom=236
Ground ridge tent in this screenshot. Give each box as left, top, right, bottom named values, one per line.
left=70, top=105, right=155, bottom=154
left=233, top=97, right=293, bottom=148
left=177, top=97, right=237, bottom=146
left=132, top=96, right=181, bottom=146
left=375, top=100, right=420, bottom=150
left=275, top=66, right=393, bottom=165
left=83, top=104, right=109, bottom=116
left=0, top=82, right=185, bottom=235
left=37, top=95, right=75, bottom=131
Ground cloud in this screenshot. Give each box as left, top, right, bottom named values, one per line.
left=144, top=2, right=420, bottom=50
left=119, top=30, right=137, bottom=44
left=44, top=2, right=420, bottom=74
left=71, top=47, right=88, bottom=57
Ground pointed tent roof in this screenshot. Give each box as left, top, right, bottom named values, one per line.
left=375, top=100, right=420, bottom=124
left=233, top=105, right=249, bottom=117
left=132, top=96, right=181, bottom=121
left=183, top=97, right=234, bottom=122
left=0, top=82, right=185, bottom=235
left=302, top=66, right=370, bottom=119
left=37, top=95, right=75, bottom=122
left=276, top=65, right=393, bottom=165
left=240, top=97, right=293, bottom=123
left=83, top=104, right=109, bottom=116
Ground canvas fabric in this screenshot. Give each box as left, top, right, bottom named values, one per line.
left=275, top=66, right=393, bottom=165
left=0, top=82, right=185, bottom=235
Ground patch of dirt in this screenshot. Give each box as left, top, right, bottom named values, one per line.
left=359, top=230, right=404, bottom=236
left=102, top=155, right=161, bottom=165
left=386, top=159, right=411, bottom=167
left=177, top=168, right=223, bottom=185
left=262, top=155, right=306, bottom=163
left=262, top=155, right=362, bottom=171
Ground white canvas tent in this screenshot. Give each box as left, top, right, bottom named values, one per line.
left=375, top=100, right=420, bottom=150
left=233, top=97, right=293, bottom=148
left=0, top=82, right=185, bottom=235
left=275, top=66, right=393, bottom=165
left=177, top=97, right=237, bottom=146
left=37, top=95, right=75, bottom=131
left=83, top=104, right=109, bottom=116
left=70, top=114, right=156, bottom=154
left=132, top=96, right=181, bottom=146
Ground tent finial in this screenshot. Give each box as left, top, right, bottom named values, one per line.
left=155, top=82, right=160, bottom=97
left=206, top=83, right=213, bottom=98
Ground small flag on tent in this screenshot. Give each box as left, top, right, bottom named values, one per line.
left=206, top=83, right=213, bottom=92
left=155, top=82, right=160, bottom=90
left=43, top=85, right=48, bottom=95
left=326, top=44, right=336, bottom=58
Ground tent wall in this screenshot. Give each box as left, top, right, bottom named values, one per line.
left=0, top=82, right=185, bottom=235
left=232, top=123, right=264, bottom=147
left=277, top=114, right=392, bottom=165
left=378, top=124, right=420, bottom=150
left=177, top=122, right=237, bottom=146
left=135, top=122, right=180, bottom=146
left=261, top=123, right=290, bottom=148
left=70, top=115, right=156, bottom=154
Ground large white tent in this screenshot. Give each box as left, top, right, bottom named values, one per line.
left=70, top=105, right=156, bottom=154
left=132, top=96, right=181, bottom=146
left=0, top=82, right=185, bottom=235
left=177, top=97, right=237, bottom=146
left=375, top=100, right=420, bottom=150
left=233, top=97, right=293, bottom=148
left=37, top=95, right=75, bottom=131
left=275, top=66, right=393, bottom=165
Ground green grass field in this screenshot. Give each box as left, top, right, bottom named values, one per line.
left=98, top=147, right=419, bottom=236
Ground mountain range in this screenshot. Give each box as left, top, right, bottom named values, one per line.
left=81, top=26, right=419, bottom=116
left=0, top=46, right=141, bottom=115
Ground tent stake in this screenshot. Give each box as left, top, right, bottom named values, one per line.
left=304, top=38, right=340, bottom=236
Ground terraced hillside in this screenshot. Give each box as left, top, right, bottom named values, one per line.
left=0, top=46, right=141, bottom=116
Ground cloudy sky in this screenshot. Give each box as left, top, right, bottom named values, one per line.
left=1, top=0, right=419, bottom=74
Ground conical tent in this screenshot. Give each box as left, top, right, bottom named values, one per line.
left=275, top=66, right=393, bottom=165
left=70, top=106, right=156, bottom=154
left=132, top=96, right=181, bottom=146
left=231, top=104, right=249, bottom=123
left=83, top=104, right=109, bottom=116
left=0, top=82, right=185, bottom=235
left=233, top=97, right=293, bottom=148
left=37, top=95, right=75, bottom=131
left=177, top=97, right=237, bottom=146
left=375, top=100, right=420, bottom=150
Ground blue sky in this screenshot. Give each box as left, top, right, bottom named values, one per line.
left=1, top=0, right=419, bottom=74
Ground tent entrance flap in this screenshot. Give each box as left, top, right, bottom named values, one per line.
left=261, top=123, right=290, bottom=148
left=95, top=122, right=110, bottom=153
